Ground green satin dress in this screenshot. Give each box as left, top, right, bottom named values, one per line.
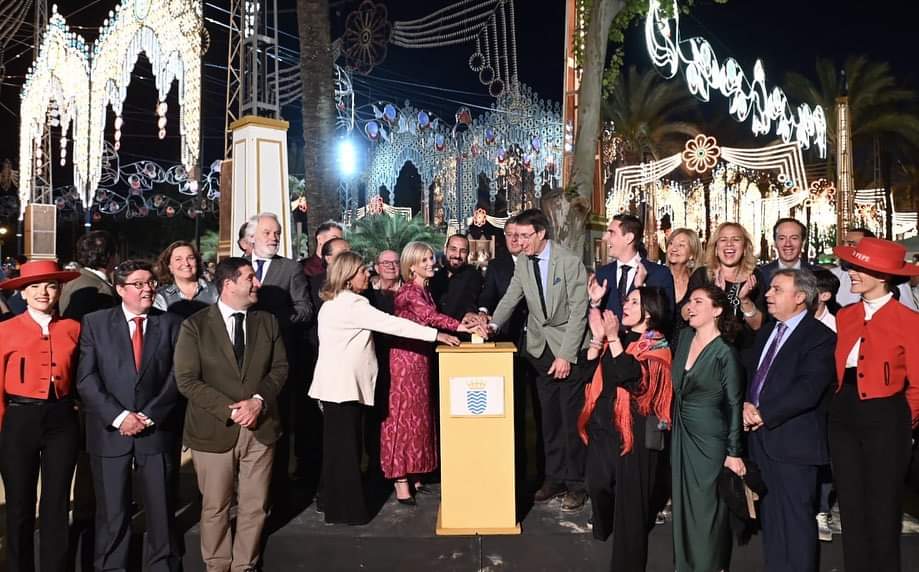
left=670, top=329, right=745, bottom=572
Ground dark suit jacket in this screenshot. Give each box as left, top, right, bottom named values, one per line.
left=744, top=313, right=836, bottom=465
left=174, top=305, right=288, bottom=453
left=249, top=255, right=313, bottom=336
left=60, top=268, right=118, bottom=320
left=757, top=260, right=821, bottom=288
left=479, top=251, right=527, bottom=346
left=76, top=308, right=183, bottom=457
left=595, top=258, right=676, bottom=320
left=429, top=264, right=483, bottom=320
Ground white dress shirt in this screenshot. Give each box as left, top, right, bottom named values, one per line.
left=252, top=256, right=273, bottom=281
left=814, top=306, right=837, bottom=333
left=756, top=308, right=808, bottom=368
left=845, top=293, right=893, bottom=367
left=616, top=253, right=642, bottom=292
left=778, top=258, right=802, bottom=270
left=27, top=308, right=53, bottom=335
left=112, top=305, right=151, bottom=429
left=531, top=241, right=551, bottom=294
left=217, top=300, right=246, bottom=343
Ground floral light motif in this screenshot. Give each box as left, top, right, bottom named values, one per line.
left=342, top=1, right=392, bottom=75
left=682, top=134, right=720, bottom=174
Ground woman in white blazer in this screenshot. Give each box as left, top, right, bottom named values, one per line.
left=309, top=251, right=461, bottom=524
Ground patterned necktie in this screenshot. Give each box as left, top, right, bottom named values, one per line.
left=232, top=312, right=245, bottom=368
left=618, top=264, right=632, bottom=303
left=749, top=322, right=787, bottom=405
left=131, top=316, right=145, bottom=371
left=529, top=255, right=549, bottom=318
left=255, top=259, right=266, bottom=281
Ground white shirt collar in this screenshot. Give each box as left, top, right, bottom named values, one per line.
left=217, top=299, right=247, bottom=320
left=121, top=303, right=148, bottom=323
left=778, top=258, right=802, bottom=270
left=618, top=253, right=642, bottom=270
left=862, top=292, right=894, bottom=319
left=533, top=241, right=551, bottom=261
left=27, top=308, right=53, bottom=334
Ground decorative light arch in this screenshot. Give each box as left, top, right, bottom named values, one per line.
left=18, top=9, right=91, bottom=215
left=87, top=0, right=202, bottom=200
left=645, top=0, right=827, bottom=158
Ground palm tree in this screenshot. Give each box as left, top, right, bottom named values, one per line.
left=602, top=66, right=701, bottom=162
left=346, top=214, right=446, bottom=263
left=784, top=56, right=919, bottom=162
left=297, top=0, right=339, bottom=250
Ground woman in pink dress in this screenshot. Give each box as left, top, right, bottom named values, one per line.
left=380, top=241, right=482, bottom=504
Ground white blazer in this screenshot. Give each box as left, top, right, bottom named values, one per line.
left=309, top=289, right=438, bottom=405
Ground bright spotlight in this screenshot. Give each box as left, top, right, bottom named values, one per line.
left=337, top=139, right=358, bottom=178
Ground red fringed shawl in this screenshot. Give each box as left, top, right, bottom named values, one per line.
left=577, top=331, right=673, bottom=455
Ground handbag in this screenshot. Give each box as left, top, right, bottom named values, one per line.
left=645, top=414, right=665, bottom=451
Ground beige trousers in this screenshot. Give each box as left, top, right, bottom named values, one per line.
left=191, top=429, right=274, bottom=572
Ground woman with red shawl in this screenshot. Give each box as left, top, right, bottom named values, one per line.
left=578, top=286, right=673, bottom=572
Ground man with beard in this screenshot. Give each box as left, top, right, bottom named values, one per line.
left=757, top=218, right=821, bottom=286
left=429, top=234, right=483, bottom=322
left=245, top=213, right=314, bottom=493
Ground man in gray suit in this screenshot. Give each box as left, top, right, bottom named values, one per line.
left=245, top=212, right=315, bottom=492
left=490, top=208, right=592, bottom=511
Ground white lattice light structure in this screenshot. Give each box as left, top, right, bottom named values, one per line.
left=18, top=8, right=91, bottom=215
left=645, top=0, right=827, bottom=158
left=87, top=0, right=203, bottom=199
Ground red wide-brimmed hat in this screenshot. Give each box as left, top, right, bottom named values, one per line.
left=0, top=260, right=81, bottom=290
left=833, top=237, right=919, bottom=277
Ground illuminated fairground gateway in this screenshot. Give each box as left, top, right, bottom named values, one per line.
left=18, top=1, right=204, bottom=220
left=606, top=134, right=918, bottom=261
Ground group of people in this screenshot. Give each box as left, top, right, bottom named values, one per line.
left=0, top=205, right=917, bottom=572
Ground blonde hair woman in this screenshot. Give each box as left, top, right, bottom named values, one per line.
left=666, top=228, right=702, bottom=315
left=309, top=251, right=460, bottom=524
left=381, top=242, right=484, bottom=504
left=685, top=222, right=765, bottom=348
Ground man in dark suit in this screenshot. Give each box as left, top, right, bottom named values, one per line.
left=490, top=209, right=591, bottom=511
left=757, top=218, right=821, bottom=286
left=245, top=212, right=314, bottom=489
left=76, top=260, right=183, bottom=572
left=592, top=214, right=675, bottom=321
left=430, top=234, right=484, bottom=322
left=743, top=268, right=836, bottom=572
left=174, top=257, right=288, bottom=572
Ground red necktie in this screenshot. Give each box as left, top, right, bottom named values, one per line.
left=132, top=316, right=145, bottom=371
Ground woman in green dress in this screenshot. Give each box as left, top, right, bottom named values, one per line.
left=671, top=285, right=747, bottom=571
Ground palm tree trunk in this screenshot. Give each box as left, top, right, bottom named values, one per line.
left=297, top=0, right=338, bottom=254
left=544, top=0, right=623, bottom=260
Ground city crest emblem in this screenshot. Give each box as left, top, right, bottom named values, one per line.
left=465, top=380, right=487, bottom=415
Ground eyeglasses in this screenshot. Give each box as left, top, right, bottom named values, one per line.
left=517, top=231, right=538, bottom=241
left=122, top=279, right=158, bottom=290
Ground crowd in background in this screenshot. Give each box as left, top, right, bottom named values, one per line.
left=1, top=206, right=918, bottom=572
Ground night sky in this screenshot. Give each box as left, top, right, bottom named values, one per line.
left=0, top=0, right=916, bottom=175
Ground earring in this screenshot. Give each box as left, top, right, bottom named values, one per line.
left=346, top=280, right=352, bottom=289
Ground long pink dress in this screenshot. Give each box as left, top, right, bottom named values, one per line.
left=380, top=282, right=460, bottom=479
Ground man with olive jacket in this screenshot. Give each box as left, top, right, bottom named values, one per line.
left=174, top=257, right=288, bottom=572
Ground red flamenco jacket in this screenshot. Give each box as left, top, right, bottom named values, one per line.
left=0, top=312, right=81, bottom=427
left=578, top=331, right=673, bottom=455
left=835, top=299, right=919, bottom=427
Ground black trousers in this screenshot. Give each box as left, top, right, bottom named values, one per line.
left=90, top=452, right=180, bottom=572
left=585, top=406, right=658, bottom=572
left=320, top=401, right=370, bottom=525
left=749, top=431, right=819, bottom=572
left=0, top=400, right=79, bottom=572
left=828, top=373, right=912, bottom=572
left=527, top=347, right=592, bottom=490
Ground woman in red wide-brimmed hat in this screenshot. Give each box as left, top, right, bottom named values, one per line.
left=829, top=237, right=919, bottom=572
left=0, top=260, right=81, bottom=572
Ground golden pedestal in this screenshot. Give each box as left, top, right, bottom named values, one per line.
left=435, top=342, right=521, bottom=536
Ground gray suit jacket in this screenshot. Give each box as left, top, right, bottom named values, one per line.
left=249, top=255, right=312, bottom=335
left=492, top=240, right=589, bottom=363
left=60, top=268, right=118, bottom=320
left=174, top=305, right=289, bottom=453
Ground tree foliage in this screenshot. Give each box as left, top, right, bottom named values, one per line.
left=602, top=65, right=701, bottom=161
left=346, top=214, right=446, bottom=263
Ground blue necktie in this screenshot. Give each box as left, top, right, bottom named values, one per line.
left=749, top=322, right=787, bottom=406
left=255, top=259, right=265, bottom=281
